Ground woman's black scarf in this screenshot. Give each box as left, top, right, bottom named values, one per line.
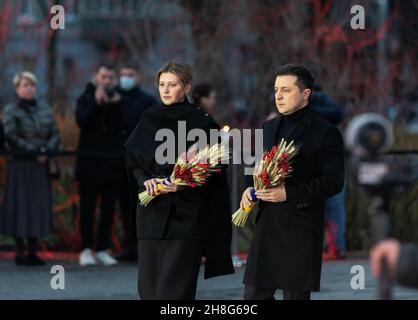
left=124, top=99, right=216, bottom=179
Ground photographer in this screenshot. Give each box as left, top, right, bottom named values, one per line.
left=371, top=239, right=418, bottom=288
left=75, top=63, right=124, bottom=267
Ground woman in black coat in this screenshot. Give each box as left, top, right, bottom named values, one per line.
left=125, top=60, right=234, bottom=300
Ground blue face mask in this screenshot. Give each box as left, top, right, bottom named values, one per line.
left=119, top=76, right=136, bottom=91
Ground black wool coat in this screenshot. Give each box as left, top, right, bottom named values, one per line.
left=244, top=106, right=345, bottom=292
left=125, top=100, right=234, bottom=279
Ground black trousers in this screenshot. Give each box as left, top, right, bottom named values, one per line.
left=244, top=285, right=311, bottom=300
left=15, top=237, right=38, bottom=256
left=118, top=174, right=138, bottom=254
left=138, top=239, right=203, bottom=300
left=79, top=182, right=118, bottom=251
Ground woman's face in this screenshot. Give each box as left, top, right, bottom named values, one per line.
left=16, top=78, right=37, bottom=100
left=159, top=72, right=191, bottom=105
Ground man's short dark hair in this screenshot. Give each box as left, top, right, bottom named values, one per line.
left=95, top=62, right=116, bottom=72
left=120, top=63, right=140, bottom=72
left=192, top=83, right=214, bottom=104
left=275, top=63, right=314, bottom=91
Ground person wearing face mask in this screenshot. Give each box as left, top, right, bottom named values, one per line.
left=75, top=63, right=124, bottom=267
left=1, top=71, right=60, bottom=266
left=124, top=60, right=234, bottom=300
left=116, top=64, right=157, bottom=262
left=117, top=64, right=158, bottom=145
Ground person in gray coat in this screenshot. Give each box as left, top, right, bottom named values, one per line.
left=0, top=71, right=60, bottom=266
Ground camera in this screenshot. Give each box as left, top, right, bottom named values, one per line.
left=345, top=112, right=418, bottom=299
left=105, top=87, right=116, bottom=99
left=345, top=113, right=418, bottom=189
left=345, top=113, right=393, bottom=159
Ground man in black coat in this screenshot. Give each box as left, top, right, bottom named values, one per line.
left=116, top=64, right=157, bottom=261
left=241, top=64, right=345, bottom=300
left=75, top=63, right=125, bottom=267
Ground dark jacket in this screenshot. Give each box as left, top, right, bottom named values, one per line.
left=75, top=83, right=125, bottom=184
left=0, top=121, right=5, bottom=150
left=117, top=86, right=157, bottom=144
left=310, top=90, right=344, bottom=126
left=3, top=99, right=60, bottom=157
left=397, top=243, right=418, bottom=288
left=125, top=100, right=234, bottom=279
left=243, top=106, right=345, bottom=291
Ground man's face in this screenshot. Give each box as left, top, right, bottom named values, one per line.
left=274, top=75, right=311, bottom=115
left=95, top=67, right=116, bottom=88
left=119, top=68, right=140, bottom=85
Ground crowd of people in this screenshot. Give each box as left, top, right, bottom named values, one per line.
left=0, top=62, right=225, bottom=268
left=0, top=64, right=158, bottom=267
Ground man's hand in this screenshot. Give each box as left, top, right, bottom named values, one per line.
left=95, top=85, right=107, bottom=105
left=36, top=155, right=48, bottom=164
left=240, top=187, right=255, bottom=209
left=255, top=185, right=287, bottom=203
left=108, top=92, right=121, bottom=104
left=370, top=239, right=400, bottom=280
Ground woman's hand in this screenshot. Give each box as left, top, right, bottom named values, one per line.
left=143, top=178, right=184, bottom=195
left=161, top=179, right=184, bottom=193
left=143, top=178, right=165, bottom=196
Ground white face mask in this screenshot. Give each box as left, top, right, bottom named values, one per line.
left=119, top=76, right=136, bottom=91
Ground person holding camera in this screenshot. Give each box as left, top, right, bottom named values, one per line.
left=371, top=239, right=418, bottom=288
left=75, top=63, right=124, bottom=267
